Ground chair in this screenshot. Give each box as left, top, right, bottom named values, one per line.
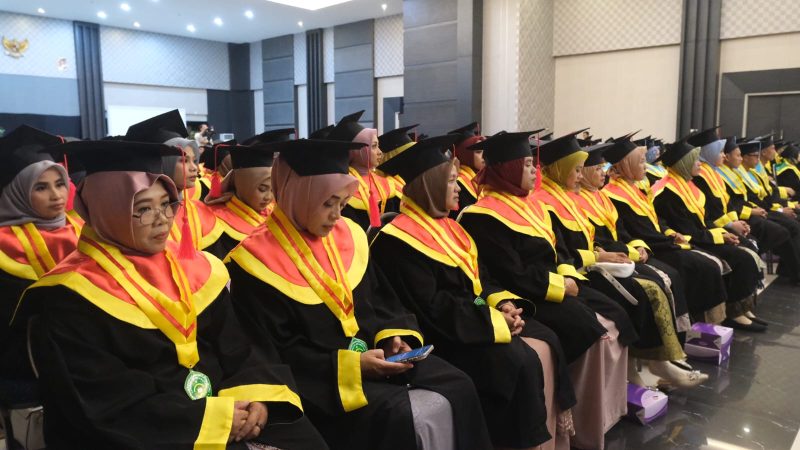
left=366, top=212, right=399, bottom=244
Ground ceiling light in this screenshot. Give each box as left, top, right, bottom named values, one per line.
left=297, top=21, right=303, bottom=27
left=133, top=21, right=141, bottom=28
left=37, top=7, right=45, bottom=13
left=213, top=17, right=223, bottom=26
left=244, top=10, right=254, bottom=19
left=120, top=3, right=131, bottom=12
left=381, top=3, right=387, bottom=11
left=186, top=24, right=196, bottom=32
left=267, top=0, right=353, bottom=11
left=97, top=11, right=108, bottom=19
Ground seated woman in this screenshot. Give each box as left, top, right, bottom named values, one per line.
left=14, top=139, right=326, bottom=449
left=652, top=137, right=763, bottom=332
left=205, top=142, right=280, bottom=258
left=570, top=139, right=708, bottom=388
left=603, top=138, right=728, bottom=326
left=371, top=134, right=571, bottom=449
left=457, top=131, right=628, bottom=450
left=448, top=122, right=486, bottom=218
left=328, top=111, right=401, bottom=230
left=0, top=126, right=82, bottom=380
left=226, top=139, right=492, bottom=450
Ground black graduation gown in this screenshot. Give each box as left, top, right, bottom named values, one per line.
left=606, top=194, right=727, bottom=317
left=342, top=197, right=401, bottom=231
left=21, top=285, right=324, bottom=450
left=776, top=162, right=800, bottom=200
left=458, top=210, right=614, bottom=362
left=0, top=271, right=34, bottom=379
left=371, top=225, right=570, bottom=447
left=653, top=185, right=760, bottom=304
left=692, top=170, right=762, bottom=254
left=226, top=222, right=492, bottom=450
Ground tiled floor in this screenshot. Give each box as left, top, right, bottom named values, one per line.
left=605, top=276, right=800, bottom=450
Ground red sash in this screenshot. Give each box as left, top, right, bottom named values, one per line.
left=169, top=198, right=225, bottom=250
left=0, top=222, right=80, bottom=280
left=652, top=170, right=708, bottom=225
left=457, top=166, right=478, bottom=200
left=604, top=178, right=661, bottom=231
left=532, top=177, right=595, bottom=246
left=347, top=168, right=399, bottom=213
left=208, top=195, right=266, bottom=241
left=570, top=189, right=619, bottom=240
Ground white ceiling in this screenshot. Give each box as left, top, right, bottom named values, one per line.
left=1, top=0, right=403, bottom=43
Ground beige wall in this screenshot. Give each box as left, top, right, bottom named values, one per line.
left=553, top=45, right=681, bottom=140
left=481, top=0, right=520, bottom=134
left=720, top=33, right=800, bottom=73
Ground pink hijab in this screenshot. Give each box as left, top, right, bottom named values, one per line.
left=271, top=157, right=358, bottom=232
left=349, top=128, right=378, bottom=175
left=75, top=172, right=179, bottom=254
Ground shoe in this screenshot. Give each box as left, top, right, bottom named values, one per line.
left=748, top=316, right=769, bottom=326
left=670, top=359, right=693, bottom=371
left=649, top=360, right=708, bottom=389
left=722, top=318, right=767, bottom=332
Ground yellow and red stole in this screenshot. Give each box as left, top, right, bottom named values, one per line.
left=457, top=166, right=478, bottom=201
left=185, top=184, right=202, bottom=202
left=652, top=170, right=709, bottom=225
left=0, top=217, right=81, bottom=281
left=571, top=189, right=620, bottom=240
left=208, top=195, right=267, bottom=242
left=347, top=168, right=399, bottom=213
left=696, top=162, right=737, bottom=226
left=466, top=189, right=556, bottom=250
left=604, top=178, right=661, bottom=232
left=25, top=226, right=227, bottom=369
left=226, top=206, right=367, bottom=337
left=169, top=198, right=225, bottom=250
left=532, top=177, right=596, bottom=247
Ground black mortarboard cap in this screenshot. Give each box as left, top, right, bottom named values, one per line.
left=199, top=140, right=234, bottom=170
left=739, top=140, right=762, bottom=156
left=539, top=132, right=553, bottom=142
left=468, top=129, right=545, bottom=165
left=379, top=124, right=418, bottom=154
left=584, top=142, right=613, bottom=166
left=56, top=139, right=181, bottom=175
left=241, top=128, right=295, bottom=146
left=272, top=139, right=364, bottom=176
left=633, top=135, right=652, bottom=147
left=309, top=125, right=334, bottom=139
left=0, top=125, right=64, bottom=189
left=723, top=136, right=739, bottom=153
left=328, top=110, right=365, bottom=142
left=448, top=122, right=480, bottom=145
left=781, top=144, right=799, bottom=161
left=376, top=134, right=461, bottom=183
left=657, top=138, right=696, bottom=167
left=230, top=142, right=276, bottom=169
left=687, top=126, right=722, bottom=148
left=757, top=134, right=775, bottom=148
left=125, top=109, right=188, bottom=143
left=537, top=128, right=590, bottom=165
left=602, top=131, right=640, bottom=164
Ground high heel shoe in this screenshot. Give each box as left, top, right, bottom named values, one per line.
left=648, top=360, right=708, bottom=389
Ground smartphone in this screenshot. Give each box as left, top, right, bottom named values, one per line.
left=385, top=345, right=434, bottom=363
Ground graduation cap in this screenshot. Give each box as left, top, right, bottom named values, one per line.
left=448, top=122, right=480, bottom=145
left=272, top=139, right=365, bottom=176
left=536, top=128, right=590, bottom=166
left=687, top=126, right=722, bottom=148
left=0, top=125, right=64, bottom=190
left=241, top=128, right=295, bottom=146
left=755, top=134, right=775, bottom=149
left=309, top=125, right=334, bottom=139
left=723, top=136, right=739, bottom=153
left=56, top=139, right=181, bottom=175
left=633, top=135, right=652, bottom=147
left=468, top=129, right=545, bottom=165
left=379, top=124, right=418, bottom=154
left=199, top=140, right=233, bottom=170
left=376, top=134, right=461, bottom=183
left=328, top=110, right=365, bottom=142
left=584, top=142, right=614, bottom=166
left=125, top=109, right=188, bottom=143
left=739, top=140, right=762, bottom=156
left=781, top=144, right=799, bottom=161
left=229, top=142, right=277, bottom=169
left=600, top=132, right=640, bottom=164
left=657, top=138, right=697, bottom=167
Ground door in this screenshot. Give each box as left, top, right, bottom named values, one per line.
left=746, top=93, right=800, bottom=141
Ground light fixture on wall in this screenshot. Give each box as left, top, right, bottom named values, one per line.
left=381, top=3, right=387, bottom=11
left=120, top=3, right=131, bottom=12
left=214, top=17, right=223, bottom=26
left=244, top=10, right=254, bottom=19
left=297, top=21, right=303, bottom=27
left=36, top=7, right=45, bottom=14
left=133, top=21, right=141, bottom=28
left=267, top=0, right=353, bottom=11
left=186, top=24, right=196, bottom=32
left=97, top=11, right=108, bottom=19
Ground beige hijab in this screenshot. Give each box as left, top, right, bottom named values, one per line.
left=204, top=167, right=270, bottom=206
left=403, top=160, right=455, bottom=219
left=610, top=147, right=647, bottom=182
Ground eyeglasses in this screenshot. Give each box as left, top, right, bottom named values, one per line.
left=132, top=201, right=181, bottom=226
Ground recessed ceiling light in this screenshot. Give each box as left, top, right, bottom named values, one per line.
left=97, top=11, right=108, bottom=19
left=213, top=17, right=223, bottom=26
left=186, top=24, right=196, bottom=32
left=37, top=7, right=45, bottom=14
left=244, top=10, right=254, bottom=19
left=120, top=3, right=131, bottom=12
left=381, top=3, right=387, bottom=11
left=133, top=21, right=141, bottom=28
left=267, top=0, right=352, bottom=11
left=297, top=21, right=303, bottom=27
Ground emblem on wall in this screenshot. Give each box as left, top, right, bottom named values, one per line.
left=3, top=37, right=29, bottom=58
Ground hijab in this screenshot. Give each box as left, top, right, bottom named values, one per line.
left=542, top=151, right=588, bottom=187
left=75, top=171, right=179, bottom=254
left=0, top=160, right=69, bottom=229
left=350, top=127, right=378, bottom=175
left=610, top=147, right=647, bottom=182
left=403, top=160, right=455, bottom=218
left=454, top=136, right=484, bottom=170
left=671, top=147, right=701, bottom=180
left=699, top=139, right=727, bottom=166
left=204, top=167, right=271, bottom=206
left=271, top=156, right=358, bottom=231
left=474, top=157, right=529, bottom=197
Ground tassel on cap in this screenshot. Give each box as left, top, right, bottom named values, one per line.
left=177, top=148, right=196, bottom=260
left=534, top=133, right=542, bottom=192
